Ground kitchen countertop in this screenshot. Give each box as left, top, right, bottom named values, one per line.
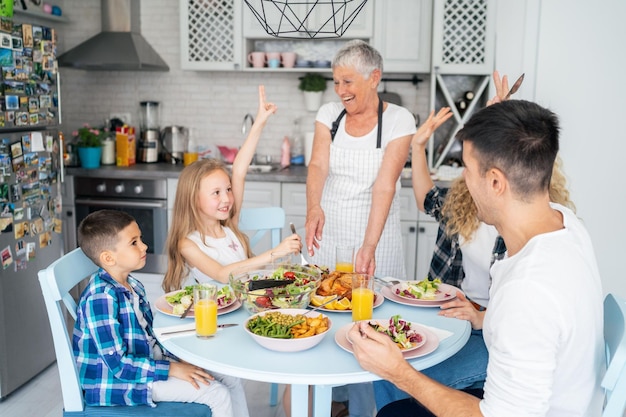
left=65, top=163, right=423, bottom=187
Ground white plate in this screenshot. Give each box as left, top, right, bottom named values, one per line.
left=155, top=291, right=240, bottom=318
left=346, top=318, right=427, bottom=352
left=309, top=292, right=384, bottom=313
left=335, top=322, right=439, bottom=360
left=380, top=285, right=462, bottom=308
left=390, top=282, right=458, bottom=303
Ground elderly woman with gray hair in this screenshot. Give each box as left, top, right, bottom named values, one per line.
left=305, top=39, right=416, bottom=279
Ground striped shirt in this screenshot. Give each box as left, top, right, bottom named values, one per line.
left=72, top=269, right=169, bottom=407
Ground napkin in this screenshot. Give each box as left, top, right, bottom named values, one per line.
left=420, top=324, right=453, bottom=342
left=154, top=322, right=196, bottom=341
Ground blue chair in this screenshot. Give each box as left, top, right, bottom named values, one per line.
left=603, top=293, right=626, bottom=417
left=239, top=207, right=286, bottom=407
left=38, top=248, right=211, bottom=416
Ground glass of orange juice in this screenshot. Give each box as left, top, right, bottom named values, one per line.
left=351, top=274, right=374, bottom=321
left=193, top=284, right=217, bottom=338
left=335, top=245, right=355, bottom=272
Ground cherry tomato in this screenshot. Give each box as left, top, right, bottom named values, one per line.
left=255, top=296, right=272, bottom=308
left=283, top=271, right=296, bottom=279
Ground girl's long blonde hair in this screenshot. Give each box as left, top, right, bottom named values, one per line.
left=162, top=159, right=252, bottom=292
left=442, top=156, right=575, bottom=241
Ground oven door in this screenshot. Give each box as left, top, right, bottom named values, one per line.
left=75, top=198, right=168, bottom=274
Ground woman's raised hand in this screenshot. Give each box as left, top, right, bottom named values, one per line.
left=411, top=107, right=453, bottom=148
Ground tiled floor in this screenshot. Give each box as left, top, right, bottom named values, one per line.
left=0, top=362, right=288, bottom=417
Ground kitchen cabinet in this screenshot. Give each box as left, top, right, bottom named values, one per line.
left=179, top=0, right=243, bottom=70
left=372, top=0, right=432, bottom=74
left=431, top=0, right=496, bottom=75
left=281, top=183, right=307, bottom=239
left=416, top=212, right=438, bottom=281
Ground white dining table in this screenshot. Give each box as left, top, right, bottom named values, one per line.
left=154, top=296, right=471, bottom=417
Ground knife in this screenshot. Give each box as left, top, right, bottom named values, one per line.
left=160, top=324, right=239, bottom=336
left=504, top=73, right=525, bottom=99
left=179, top=302, right=194, bottom=319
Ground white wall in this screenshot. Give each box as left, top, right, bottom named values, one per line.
left=496, top=0, right=626, bottom=297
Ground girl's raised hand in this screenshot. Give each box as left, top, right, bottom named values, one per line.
left=255, top=85, right=278, bottom=124
left=411, top=107, right=453, bottom=148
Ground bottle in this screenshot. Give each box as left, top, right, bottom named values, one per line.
left=280, top=136, right=291, bottom=168
left=463, top=90, right=475, bottom=101
left=455, top=99, right=468, bottom=114
left=290, top=118, right=305, bottom=165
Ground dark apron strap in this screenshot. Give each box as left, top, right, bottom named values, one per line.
left=330, top=97, right=384, bottom=149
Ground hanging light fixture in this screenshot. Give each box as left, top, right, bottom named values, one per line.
left=244, top=0, right=369, bottom=39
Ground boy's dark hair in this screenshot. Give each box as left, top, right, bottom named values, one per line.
left=77, top=210, right=136, bottom=266
left=457, top=99, right=560, bottom=199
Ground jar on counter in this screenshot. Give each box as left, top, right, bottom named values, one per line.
left=101, top=137, right=116, bottom=165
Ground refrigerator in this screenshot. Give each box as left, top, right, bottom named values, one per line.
left=0, top=17, right=63, bottom=399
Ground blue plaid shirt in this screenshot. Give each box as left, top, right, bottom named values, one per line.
left=423, top=186, right=507, bottom=288
left=73, top=269, right=170, bottom=407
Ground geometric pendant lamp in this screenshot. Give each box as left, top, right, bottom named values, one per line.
left=243, top=0, right=369, bottom=39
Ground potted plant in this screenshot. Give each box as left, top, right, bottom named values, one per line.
left=73, top=124, right=109, bottom=169
left=298, top=73, right=327, bottom=112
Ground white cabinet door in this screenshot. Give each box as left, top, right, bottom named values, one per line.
left=180, top=0, right=243, bottom=70
left=401, top=220, right=418, bottom=280
left=281, top=183, right=307, bottom=237
left=431, top=0, right=496, bottom=75
left=415, top=220, right=438, bottom=281
left=373, top=0, right=432, bottom=73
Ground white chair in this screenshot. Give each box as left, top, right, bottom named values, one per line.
left=602, top=293, right=626, bottom=417
left=239, top=206, right=286, bottom=407
left=38, top=248, right=211, bottom=416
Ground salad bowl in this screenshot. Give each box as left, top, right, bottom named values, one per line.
left=229, top=263, right=322, bottom=314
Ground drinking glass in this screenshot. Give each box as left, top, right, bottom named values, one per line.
left=351, top=274, right=374, bottom=321
left=271, top=251, right=297, bottom=267
left=335, top=245, right=354, bottom=272
left=194, top=284, right=217, bottom=338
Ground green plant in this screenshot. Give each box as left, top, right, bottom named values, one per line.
left=298, top=73, right=327, bottom=92
left=73, top=124, right=109, bottom=147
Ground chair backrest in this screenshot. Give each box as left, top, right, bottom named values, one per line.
left=38, top=248, right=99, bottom=412
left=602, top=293, right=626, bottom=417
left=239, top=206, right=285, bottom=249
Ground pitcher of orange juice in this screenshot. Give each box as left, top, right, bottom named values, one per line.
left=335, top=245, right=354, bottom=272
left=194, top=284, right=217, bottom=338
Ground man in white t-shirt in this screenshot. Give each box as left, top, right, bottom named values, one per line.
left=348, top=100, right=605, bottom=417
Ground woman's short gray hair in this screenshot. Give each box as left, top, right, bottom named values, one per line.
left=332, top=39, right=383, bottom=79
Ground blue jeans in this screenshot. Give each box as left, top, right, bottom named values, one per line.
left=333, top=383, right=376, bottom=417
left=373, top=329, right=488, bottom=410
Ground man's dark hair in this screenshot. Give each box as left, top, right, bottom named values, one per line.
left=77, top=209, right=136, bottom=266
left=457, top=100, right=560, bottom=198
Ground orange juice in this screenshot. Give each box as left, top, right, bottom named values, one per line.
left=195, top=299, right=217, bottom=338
left=351, top=287, right=374, bottom=321
left=335, top=262, right=354, bottom=272
left=183, top=152, right=198, bottom=166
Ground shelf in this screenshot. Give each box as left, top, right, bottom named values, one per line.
left=13, top=8, right=69, bottom=23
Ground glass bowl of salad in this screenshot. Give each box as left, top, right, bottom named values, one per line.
left=229, top=263, right=322, bottom=314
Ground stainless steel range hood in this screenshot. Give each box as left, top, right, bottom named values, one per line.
left=57, top=0, right=169, bottom=71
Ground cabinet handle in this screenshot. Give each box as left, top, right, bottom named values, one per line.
left=418, top=227, right=425, bottom=233
left=409, top=226, right=416, bottom=233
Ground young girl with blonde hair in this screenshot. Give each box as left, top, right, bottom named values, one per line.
left=163, top=86, right=301, bottom=293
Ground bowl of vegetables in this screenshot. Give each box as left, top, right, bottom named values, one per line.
left=229, top=263, right=322, bottom=314
left=165, top=285, right=236, bottom=316
left=244, top=309, right=332, bottom=352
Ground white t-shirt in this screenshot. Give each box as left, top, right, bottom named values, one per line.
left=316, top=101, right=417, bottom=149
left=459, top=222, right=499, bottom=308
left=480, top=204, right=605, bottom=417
left=184, top=226, right=246, bottom=288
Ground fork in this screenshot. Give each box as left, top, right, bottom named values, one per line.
left=374, top=277, right=401, bottom=287
left=289, top=223, right=309, bottom=265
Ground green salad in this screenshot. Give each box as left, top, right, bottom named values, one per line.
left=166, top=285, right=234, bottom=315
left=395, top=277, right=442, bottom=300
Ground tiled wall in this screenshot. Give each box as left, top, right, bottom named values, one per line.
left=56, top=0, right=431, bottom=157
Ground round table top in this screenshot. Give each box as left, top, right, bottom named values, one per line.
left=154, top=294, right=471, bottom=386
